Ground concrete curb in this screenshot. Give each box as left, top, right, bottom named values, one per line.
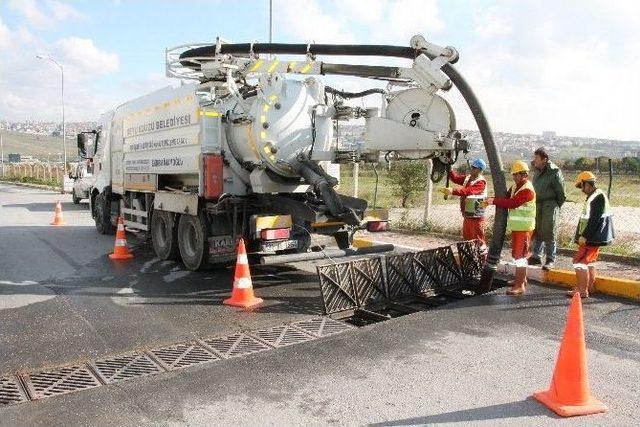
left=0, top=180, right=70, bottom=193
left=496, top=263, right=640, bottom=301
left=353, top=236, right=640, bottom=302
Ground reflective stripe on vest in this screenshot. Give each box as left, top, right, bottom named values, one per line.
left=506, top=180, right=536, bottom=232
left=578, top=189, right=612, bottom=235
left=462, top=175, right=487, bottom=217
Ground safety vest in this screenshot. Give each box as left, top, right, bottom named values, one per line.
left=576, top=188, right=614, bottom=245
left=506, top=180, right=536, bottom=232
left=462, top=175, right=487, bottom=218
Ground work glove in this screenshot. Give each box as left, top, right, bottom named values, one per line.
left=439, top=187, right=453, bottom=196
left=578, top=236, right=587, bottom=246
left=481, top=197, right=495, bottom=208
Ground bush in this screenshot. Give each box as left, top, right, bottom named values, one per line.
left=387, top=160, right=429, bottom=208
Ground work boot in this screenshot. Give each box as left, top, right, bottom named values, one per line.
left=542, top=261, right=554, bottom=271
left=527, top=256, right=542, bottom=266
left=506, top=267, right=527, bottom=296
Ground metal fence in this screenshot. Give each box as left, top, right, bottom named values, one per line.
left=1, top=162, right=68, bottom=187
left=340, top=158, right=640, bottom=255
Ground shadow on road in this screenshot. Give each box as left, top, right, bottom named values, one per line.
left=3, top=201, right=89, bottom=212
left=368, top=398, right=557, bottom=426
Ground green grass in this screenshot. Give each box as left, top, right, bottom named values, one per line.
left=339, top=168, right=640, bottom=208
left=1, top=131, right=77, bottom=161
left=3, top=175, right=60, bottom=188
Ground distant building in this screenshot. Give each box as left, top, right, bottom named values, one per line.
left=8, top=153, right=21, bottom=163
left=542, top=131, right=556, bottom=140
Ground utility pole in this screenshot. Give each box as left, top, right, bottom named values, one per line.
left=36, top=55, right=66, bottom=194
left=269, top=0, right=273, bottom=43
left=423, top=159, right=433, bottom=225
left=1, top=131, right=4, bottom=179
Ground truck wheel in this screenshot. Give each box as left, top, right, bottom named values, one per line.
left=94, top=192, right=116, bottom=235
left=72, top=190, right=81, bottom=205
left=151, top=210, right=180, bottom=261
left=177, top=213, right=210, bottom=271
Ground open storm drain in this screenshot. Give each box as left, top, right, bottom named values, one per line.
left=317, top=241, right=504, bottom=326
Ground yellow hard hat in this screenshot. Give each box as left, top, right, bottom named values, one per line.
left=510, top=160, right=529, bottom=174
left=575, top=171, right=596, bottom=188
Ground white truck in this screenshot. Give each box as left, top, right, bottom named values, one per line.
left=81, top=36, right=503, bottom=273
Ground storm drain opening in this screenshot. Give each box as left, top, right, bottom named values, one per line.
left=149, top=342, right=220, bottom=371
left=317, top=241, right=492, bottom=326
left=22, top=365, right=101, bottom=400
left=90, top=352, right=163, bottom=384
left=250, top=324, right=316, bottom=348
left=201, top=333, right=272, bottom=358
left=0, top=376, right=28, bottom=406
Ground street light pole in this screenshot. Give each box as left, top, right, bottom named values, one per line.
left=1, top=131, right=4, bottom=179
left=36, top=55, right=66, bottom=194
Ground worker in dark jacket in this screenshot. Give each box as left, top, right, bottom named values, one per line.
left=569, top=171, right=614, bottom=298
left=529, top=147, right=566, bottom=270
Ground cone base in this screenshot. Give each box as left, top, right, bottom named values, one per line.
left=223, top=296, right=263, bottom=308
left=109, top=252, right=134, bottom=260
left=533, top=390, right=607, bottom=417
left=50, top=221, right=66, bottom=226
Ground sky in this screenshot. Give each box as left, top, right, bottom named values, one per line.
left=0, top=0, right=638, bottom=141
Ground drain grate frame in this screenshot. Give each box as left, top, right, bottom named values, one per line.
left=0, top=376, right=28, bottom=406
left=89, top=352, right=163, bottom=384
left=148, top=342, right=219, bottom=371
left=201, top=333, right=272, bottom=358
left=250, top=324, right=316, bottom=348
left=291, top=317, right=354, bottom=338
left=22, top=364, right=102, bottom=400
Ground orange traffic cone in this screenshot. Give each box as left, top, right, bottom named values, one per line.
left=50, top=200, right=66, bottom=226
left=109, top=216, right=134, bottom=260
left=223, top=238, right=263, bottom=308
left=532, top=293, right=607, bottom=417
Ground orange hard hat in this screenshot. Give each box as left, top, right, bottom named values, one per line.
left=575, top=171, right=596, bottom=188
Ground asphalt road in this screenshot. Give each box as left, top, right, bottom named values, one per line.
left=1, top=183, right=639, bottom=426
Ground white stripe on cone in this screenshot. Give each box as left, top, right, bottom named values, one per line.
left=115, top=239, right=127, bottom=247
left=234, top=277, right=252, bottom=289
left=117, top=224, right=125, bottom=231
left=236, top=254, right=248, bottom=264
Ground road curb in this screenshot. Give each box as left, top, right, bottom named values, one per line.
left=497, top=263, right=640, bottom=301
left=0, top=180, right=68, bottom=193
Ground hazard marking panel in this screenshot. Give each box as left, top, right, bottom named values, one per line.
left=0, top=376, right=28, bottom=406
left=149, top=342, right=219, bottom=371
left=22, top=365, right=101, bottom=400
left=202, top=333, right=272, bottom=358
left=250, top=324, right=316, bottom=348
left=90, top=353, right=163, bottom=384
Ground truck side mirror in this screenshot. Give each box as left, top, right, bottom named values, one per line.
left=77, top=132, right=96, bottom=159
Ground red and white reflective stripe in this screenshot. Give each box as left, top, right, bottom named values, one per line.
left=234, top=277, right=252, bottom=289
left=117, top=223, right=125, bottom=232
left=236, top=253, right=248, bottom=264
left=115, top=239, right=127, bottom=247
left=260, top=228, right=290, bottom=240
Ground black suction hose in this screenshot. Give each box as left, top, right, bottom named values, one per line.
left=180, top=42, right=506, bottom=290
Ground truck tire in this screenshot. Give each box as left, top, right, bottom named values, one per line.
left=72, top=190, right=81, bottom=205
left=151, top=210, right=180, bottom=261
left=177, top=213, right=210, bottom=271
left=94, top=192, right=116, bottom=235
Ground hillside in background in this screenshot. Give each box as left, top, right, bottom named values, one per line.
left=0, top=131, right=78, bottom=161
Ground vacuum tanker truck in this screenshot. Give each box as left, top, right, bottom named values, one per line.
left=81, top=35, right=504, bottom=276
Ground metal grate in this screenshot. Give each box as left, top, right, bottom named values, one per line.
left=430, top=246, right=463, bottom=290
left=23, top=365, right=101, bottom=399
left=149, top=342, right=219, bottom=370
left=317, top=261, right=358, bottom=314
left=202, top=333, right=271, bottom=358
left=385, top=252, right=417, bottom=299
left=457, top=240, right=483, bottom=285
left=90, top=353, right=162, bottom=384
left=0, top=376, right=28, bottom=406
left=251, top=324, right=316, bottom=348
left=292, top=317, right=354, bottom=337
left=350, top=257, right=387, bottom=308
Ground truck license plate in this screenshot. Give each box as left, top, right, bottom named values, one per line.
left=262, top=239, right=298, bottom=252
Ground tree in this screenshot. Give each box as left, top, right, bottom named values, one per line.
left=574, top=157, right=594, bottom=171
left=387, top=160, right=430, bottom=207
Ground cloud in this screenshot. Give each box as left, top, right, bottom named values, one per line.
left=8, top=0, right=84, bottom=29
left=55, top=37, right=120, bottom=75
left=275, top=0, right=356, bottom=43
left=0, top=17, right=11, bottom=50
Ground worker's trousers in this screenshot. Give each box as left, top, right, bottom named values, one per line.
left=531, top=201, right=559, bottom=262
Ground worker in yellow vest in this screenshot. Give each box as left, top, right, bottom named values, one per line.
left=570, top=171, right=615, bottom=298
left=485, top=160, right=536, bottom=295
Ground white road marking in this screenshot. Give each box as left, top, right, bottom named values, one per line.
left=0, top=280, right=57, bottom=310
